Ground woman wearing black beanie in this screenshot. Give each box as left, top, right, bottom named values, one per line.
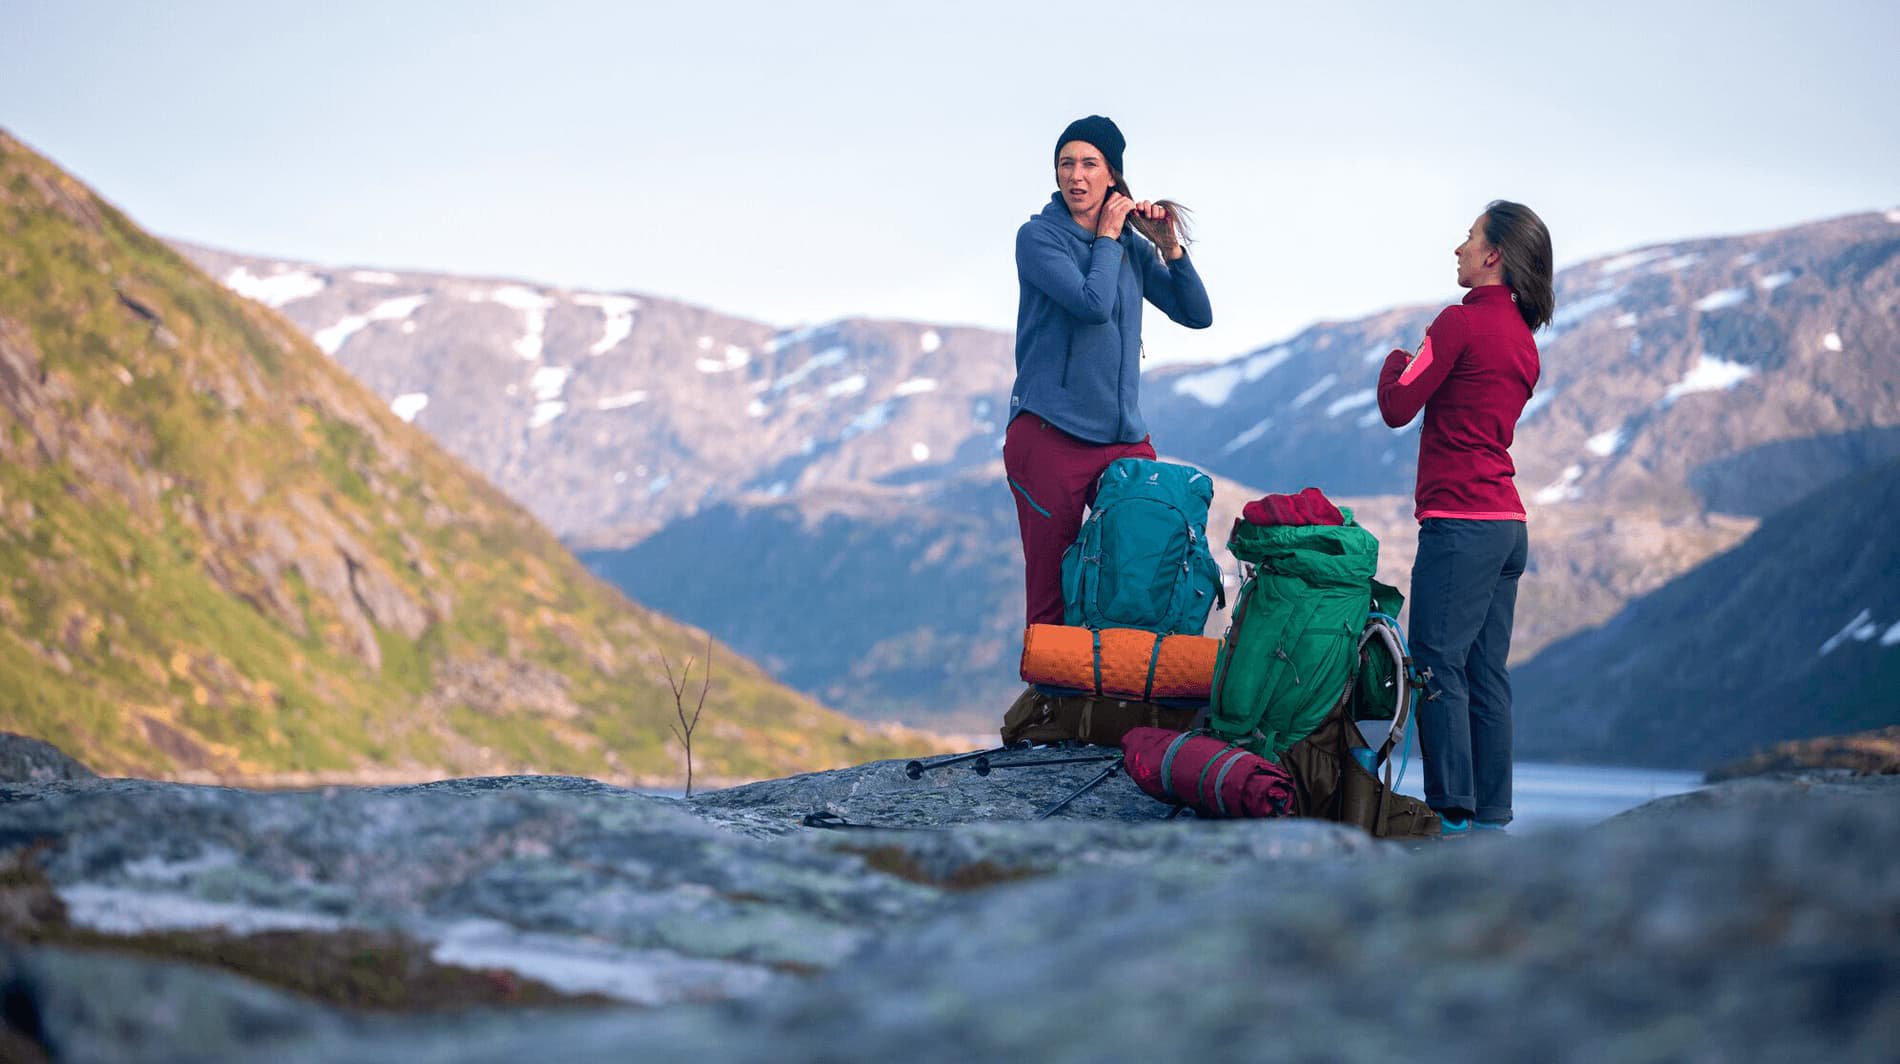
left=1003, top=114, right=1214, bottom=628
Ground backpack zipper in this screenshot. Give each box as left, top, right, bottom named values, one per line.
left=1275, top=647, right=1303, bottom=686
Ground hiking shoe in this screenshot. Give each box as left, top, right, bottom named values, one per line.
left=1439, top=815, right=1471, bottom=835
left=1473, top=820, right=1509, bottom=833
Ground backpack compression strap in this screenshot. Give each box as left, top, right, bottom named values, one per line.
left=1158, top=731, right=1196, bottom=803
left=1196, top=743, right=1247, bottom=817
left=1141, top=634, right=1166, bottom=703
left=1091, top=628, right=1105, bottom=697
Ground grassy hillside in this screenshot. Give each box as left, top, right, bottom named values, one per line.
left=0, top=129, right=933, bottom=783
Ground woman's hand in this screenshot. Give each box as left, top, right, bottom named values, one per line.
left=1136, top=201, right=1183, bottom=260
left=1097, top=193, right=1136, bottom=240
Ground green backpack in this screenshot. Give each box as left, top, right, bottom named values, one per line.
left=1206, top=510, right=1382, bottom=760
left=1061, top=458, right=1225, bottom=636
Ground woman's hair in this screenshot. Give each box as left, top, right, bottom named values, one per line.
left=1481, top=200, right=1554, bottom=331
left=1111, top=168, right=1194, bottom=251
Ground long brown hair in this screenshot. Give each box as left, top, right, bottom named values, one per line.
left=1482, top=200, right=1554, bottom=331
left=1111, top=168, right=1193, bottom=252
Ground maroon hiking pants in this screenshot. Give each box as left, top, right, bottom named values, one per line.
left=1003, top=414, right=1157, bottom=627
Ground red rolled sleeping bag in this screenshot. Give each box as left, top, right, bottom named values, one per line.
left=1121, top=727, right=1295, bottom=819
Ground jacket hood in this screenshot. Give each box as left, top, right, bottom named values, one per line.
left=1036, top=192, right=1114, bottom=246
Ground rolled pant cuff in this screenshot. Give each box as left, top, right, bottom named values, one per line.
left=1475, top=808, right=1513, bottom=825
left=1430, top=797, right=1476, bottom=816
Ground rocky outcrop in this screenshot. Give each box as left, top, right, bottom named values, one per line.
left=1705, top=725, right=1900, bottom=781
left=0, top=734, right=96, bottom=783
left=2, top=750, right=1897, bottom=1062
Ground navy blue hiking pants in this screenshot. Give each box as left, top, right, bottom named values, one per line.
left=1408, top=518, right=1529, bottom=824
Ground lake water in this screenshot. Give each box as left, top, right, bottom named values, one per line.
left=1377, top=754, right=1705, bottom=832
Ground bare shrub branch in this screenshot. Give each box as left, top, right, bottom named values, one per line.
left=661, top=635, right=714, bottom=796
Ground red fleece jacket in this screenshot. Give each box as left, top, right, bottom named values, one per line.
left=1377, top=285, right=1540, bottom=522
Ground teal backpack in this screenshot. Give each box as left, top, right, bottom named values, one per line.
left=1206, top=509, right=1383, bottom=760
left=1061, top=458, right=1225, bottom=636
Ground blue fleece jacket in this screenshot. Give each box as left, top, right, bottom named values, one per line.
left=1010, top=192, right=1213, bottom=444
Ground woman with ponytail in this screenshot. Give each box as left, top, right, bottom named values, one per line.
left=1375, top=200, right=1554, bottom=834
left=1004, top=114, right=1213, bottom=628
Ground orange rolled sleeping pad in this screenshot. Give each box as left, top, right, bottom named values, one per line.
left=1019, top=624, right=1220, bottom=702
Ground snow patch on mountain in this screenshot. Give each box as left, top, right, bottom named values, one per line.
left=696, top=345, right=751, bottom=374
left=1173, top=364, right=1244, bottom=406
left=1549, top=289, right=1621, bottom=333
left=1586, top=426, right=1629, bottom=457
left=1596, top=249, right=1668, bottom=275
left=525, top=366, right=573, bottom=428
left=772, top=348, right=846, bottom=391
left=843, top=401, right=892, bottom=439
left=911, top=442, right=931, bottom=462
left=223, top=265, right=326, bottom=308
left=826, top=374, right=867, bottom=399
left=572, top=293, right=639, bottom=355
left=894, top=377, right=938, bottom=396
left=482, top=286, right=555, bottom=361
left=1290, top=373, right=1338, bottom=410
left=1533, top=464, right=1585, bottom=505
left=1819, top=608, right=1879, bottom=655
left=1326, top=389, right=1377, bottom=418
left=1756, top=271, right=1795, bottom=291
left=920, top=330, right=942, bottom=354
left=373, top=295, right=427, bottom=320
left=766, top=322, right=835, bottom=354
left=312, top=296, right=427, bottom=356
left=1220, top=417, right=1273, bottom=455
left=597, top=390, right=648, bottom=410
left=350, top=270, right=399, bottom=285
left=531, top=366, right=571, bottom=402
left=1614, top=312, right=1639, bottom=329
left=1693, top=288, right=1749, bottom=313
left=390, top=393, right=429, bottom=423
left=1172, top=346, right=1293, bottom=407
left=1822, top=332, right=1844, bottom=352
left=1659, top=355, right=1756, bottom=406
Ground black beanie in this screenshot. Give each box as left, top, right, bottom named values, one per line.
left=1054, top=115, right=1125, bottom=177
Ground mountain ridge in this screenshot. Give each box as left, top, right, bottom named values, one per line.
left=176, top=205, right=1899, bottom=735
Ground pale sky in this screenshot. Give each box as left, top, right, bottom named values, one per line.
left=5, top=0, right=1897, bottom=365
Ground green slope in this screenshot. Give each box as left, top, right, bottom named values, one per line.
left=0, top=129, right=931, bottom=783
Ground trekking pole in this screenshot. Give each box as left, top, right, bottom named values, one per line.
left=1034, top=757, right=1123, bottom=821
left=904, top=742, right=1027, bottom=780
left=971, top=751, right=1120, bottom=775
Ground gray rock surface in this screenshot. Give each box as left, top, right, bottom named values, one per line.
left=0, top=733, right=96, bottom=783
left=3, top=759, right=1897, bottom=1063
